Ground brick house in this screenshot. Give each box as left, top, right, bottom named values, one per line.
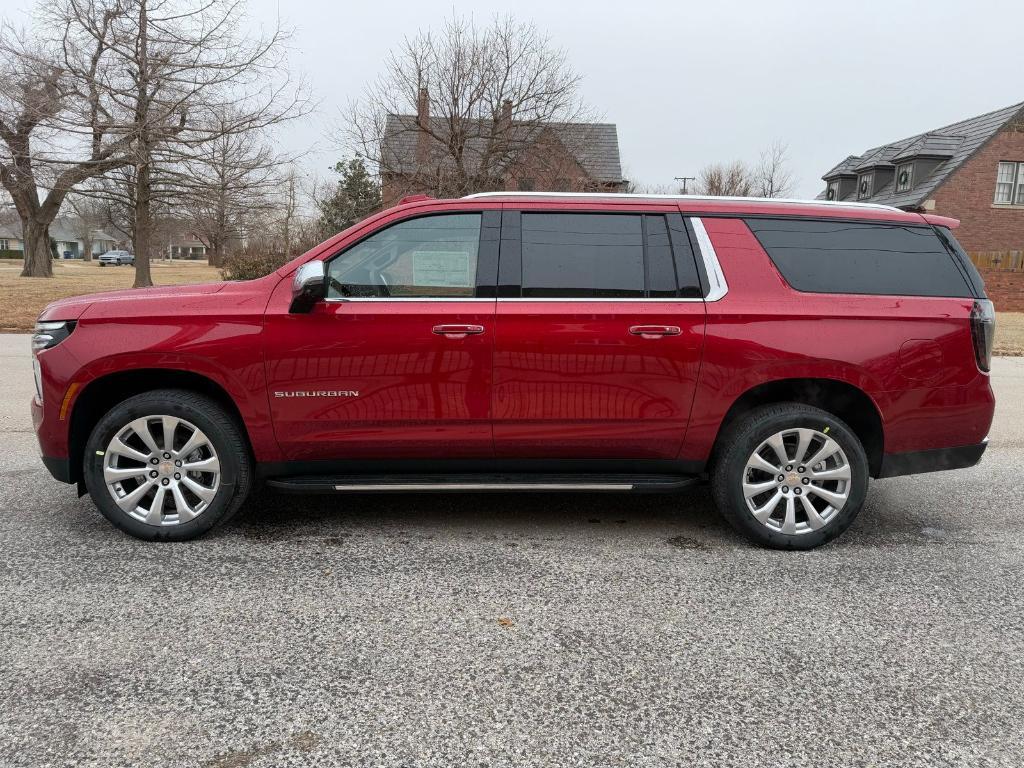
left=820, top=103, right=1024, bottom=265
left=379, top=89, right=626, bottom=205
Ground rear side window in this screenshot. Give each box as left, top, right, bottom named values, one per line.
left=935, top=226, right=986, bottom=298
left=521, top=213, right=644, bottom=298
left=745, top=218, right=973, bottom=298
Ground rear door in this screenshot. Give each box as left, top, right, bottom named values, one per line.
left=492, top=208, right=706, bottom=459
left=263, top=209, right=499, bottom=461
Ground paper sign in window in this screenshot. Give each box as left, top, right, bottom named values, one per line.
left=413, top=251, right=472, bottom=287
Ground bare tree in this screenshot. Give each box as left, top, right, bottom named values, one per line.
left=346, top=14, right=593, bottom=200
left=698, top=161, right=754, bottom=197
left=0, top=21, right=137, bottom=277
left=280, top=168, right=299, bottom=260
left=65, top=192, right=108, bottom=261
left=753, top=140, right=795, bottom=198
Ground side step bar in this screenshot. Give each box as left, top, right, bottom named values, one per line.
left=266, top=473, right=701, bottom=494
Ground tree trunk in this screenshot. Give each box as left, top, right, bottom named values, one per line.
left=19, top=217, right=53, bottom=278
left=82, top=233, right=93, bottom=262
left=208, top=242, right=223, bottom=267
left=133, top=160, right=154, bottom=287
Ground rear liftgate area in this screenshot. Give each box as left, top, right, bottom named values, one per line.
left=266, top=473, right=702, bottom=494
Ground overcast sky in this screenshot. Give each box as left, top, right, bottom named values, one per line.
left=4, top=0, right=1021, bottom=199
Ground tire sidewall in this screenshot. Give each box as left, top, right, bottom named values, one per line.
left=84, top=393, right=243, bottom=541
left=715, top=405, right=869, bottom=550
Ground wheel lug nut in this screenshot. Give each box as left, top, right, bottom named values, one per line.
left=778, top=474, right=785, bottom=482
left=161, top=478, right=169, bottom=486
left=149, top=470, right=158, bottom=478
left=802, top=477, right=810, bottom=485
left=150, top=458, right=159, bottom=465
left=798, top=466, right=805, bottom=473
left=174, top=473, right=181, bottom=480
left=163, top=452, right=171, bottom=459
left=794, top=488, right=802, bottom=495
left=785, top=465, right=793, bottom=471
left=174, top=460, right=182, bottom=467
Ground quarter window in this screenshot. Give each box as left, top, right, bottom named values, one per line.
left=895, top=163, right=913, bottom=193
left=745, top=218, right=972, bottom=298
left=994, top=161, right=1024, bottom=204
left=326, top=213, right=481, bottom=299
left=520, top=213, right=644, bottom=298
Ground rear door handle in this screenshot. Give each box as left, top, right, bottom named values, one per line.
left=432, top=324, right=485, bottom=339
left=629, top=325, right=681, bottom=338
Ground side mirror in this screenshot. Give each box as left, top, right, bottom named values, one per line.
left=289, top=260, right=326, bottom=313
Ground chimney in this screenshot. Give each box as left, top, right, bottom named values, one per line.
left=415, top=86, right=430, bottom=168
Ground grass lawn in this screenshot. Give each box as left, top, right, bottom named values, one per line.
left=0, top=260, right=223, bottom=332
left=2, top=259, right=1024, bottom=356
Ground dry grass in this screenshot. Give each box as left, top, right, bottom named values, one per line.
left=0, top=259, right=222, bottom=331
left=994, top=312, right=1024, bottom=356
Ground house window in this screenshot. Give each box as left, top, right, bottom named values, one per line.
left=857, top=174, right=873, bottom=199
left=994, top=161, right=1024, bottom=204
left=0, top=239, right=8, bottom=251
left=826, top=180, right=840, bottom=201
left=895, top=163, right=913, bottom=193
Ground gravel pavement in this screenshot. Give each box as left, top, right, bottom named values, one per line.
left=1, top=333, right=1022, bottom=767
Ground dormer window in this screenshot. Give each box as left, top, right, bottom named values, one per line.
left=826, top=180, right=840, bottom=200
left=895, top=163, right=913, bottom=193
left=857, top=173, right=873, bottom=199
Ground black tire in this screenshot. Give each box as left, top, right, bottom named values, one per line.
left=711, top=403, right=869, bottom=550
left=83, top=389, right=253, bottom=541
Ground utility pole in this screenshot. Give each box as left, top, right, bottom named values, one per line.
left=674, top=176, right=696, bottom=194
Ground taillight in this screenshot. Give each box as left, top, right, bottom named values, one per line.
left=970, top=299, right=995, bottom=372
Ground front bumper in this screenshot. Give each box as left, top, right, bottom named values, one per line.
left=877, top=439, right=988, bottom=479
left=41, top=456, right=73, bottom=484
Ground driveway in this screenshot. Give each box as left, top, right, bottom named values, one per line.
left=1, top=333, right=1022, bottom=767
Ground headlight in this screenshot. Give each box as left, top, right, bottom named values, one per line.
left=32, top=320, right=76, bottom=353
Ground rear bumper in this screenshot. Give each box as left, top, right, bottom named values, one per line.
left=877, top=439, right=987, bottom=479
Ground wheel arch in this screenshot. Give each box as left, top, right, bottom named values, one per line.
left=67, top=369, right=253, bottom=487
left=710, top=377, right=885, bottom=477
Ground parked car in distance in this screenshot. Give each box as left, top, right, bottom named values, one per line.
left=31, top=193, right=995, bottom=548
left=98, top=250, right=134, bottom=266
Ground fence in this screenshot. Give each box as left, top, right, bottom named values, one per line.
left=971, top=251, right=1024, bottom=271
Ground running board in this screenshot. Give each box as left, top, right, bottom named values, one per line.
left=265, top=473, right=701, bottom=494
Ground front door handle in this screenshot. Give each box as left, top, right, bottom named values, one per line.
left=432, top=324, right=485, bottom=339
left=629, top=325, right=681, bottom=339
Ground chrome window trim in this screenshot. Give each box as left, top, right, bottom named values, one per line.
left=325, top=297, right=704, bottom=303
left=689, top=217, right=728, bottom=302
left=325, top=297, right=492, bottom=303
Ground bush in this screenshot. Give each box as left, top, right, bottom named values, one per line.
left=0, top=250, right=23, bottom=259
left=220, top=251, right=290, bottom=281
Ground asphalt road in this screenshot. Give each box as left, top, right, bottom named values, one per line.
left=1, top=332, right=1022, bottom=767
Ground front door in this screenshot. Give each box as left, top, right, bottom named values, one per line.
left=264, top=210, right=499, bottom=461
left=492, top=209, right=706, bottom=459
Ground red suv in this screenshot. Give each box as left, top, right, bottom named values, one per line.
left=31, top=193, right=995, bottom=548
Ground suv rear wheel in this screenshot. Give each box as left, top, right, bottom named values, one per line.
left=83, top=389, right=252, bottom=541
left=711, top=403, right=869, bottom=550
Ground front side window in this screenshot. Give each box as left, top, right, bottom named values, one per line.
left=746, top=218, right=972, bottom=298
left=520, top=213, right=644, bottom=298
left=327, top=213, right=481, bottom=299
left=895, top=163, right=913, bottom=193
left=857, top=174, right=873, bottom=199
left=994, top=161, right=1024, bottom=204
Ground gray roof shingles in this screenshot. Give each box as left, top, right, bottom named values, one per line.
left=819, top=102, right=1024, bottom=208
left=382, top=114, right=624, bottom=184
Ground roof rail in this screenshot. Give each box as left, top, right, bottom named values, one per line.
left=461, top=191, right=903, bottom=213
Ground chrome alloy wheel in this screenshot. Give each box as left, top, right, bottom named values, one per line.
left=741, top=427, right=852, bottom=535
left=102, top=415, right=221, bottom=526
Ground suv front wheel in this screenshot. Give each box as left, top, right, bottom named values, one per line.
left=712, top=403, right=869, bottom=550
left=83, top=390, right=252, bottom=541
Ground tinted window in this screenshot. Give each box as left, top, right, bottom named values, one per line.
left=935, top=226, right=986, bottom=298
left=521, top=213, right=644, bottom=298
left=645, top=215, right=678, bottom=298
left=327, top=214, right=480, bottom=299
left=746, top=218, right=973, bottom=297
